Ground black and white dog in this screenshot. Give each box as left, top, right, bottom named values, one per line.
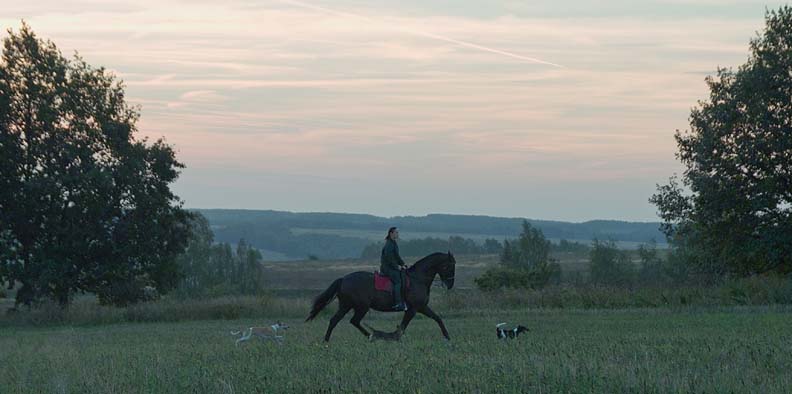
left=496, top=322, right=529, bottom=339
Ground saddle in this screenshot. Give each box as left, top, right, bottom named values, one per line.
left=373, top=271, right=410, bottom=293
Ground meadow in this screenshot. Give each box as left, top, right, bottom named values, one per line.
left=2, top=306, right=791, bottom=393
left=2, top=255, right=792, bottom=393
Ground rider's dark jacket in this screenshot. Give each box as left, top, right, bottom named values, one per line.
left=380, top=238, right=405, bottom=273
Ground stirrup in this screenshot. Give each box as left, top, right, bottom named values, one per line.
left=392, top=303, right=407, bottom=311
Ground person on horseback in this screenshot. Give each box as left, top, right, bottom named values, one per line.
left=381, top=227, right=407, bottom=311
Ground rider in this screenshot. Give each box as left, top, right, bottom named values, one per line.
left=380, top=227, right=408, bottom=311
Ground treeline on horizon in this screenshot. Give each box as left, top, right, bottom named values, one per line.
left=359, top=236, right=591, bottom=259
left=198, top=209, right=664, bottom=259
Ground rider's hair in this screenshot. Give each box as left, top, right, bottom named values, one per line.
left=385, top=227, right=398, bottom=240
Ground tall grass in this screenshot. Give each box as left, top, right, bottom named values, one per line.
left=0, top=294, right=309, bottom=327
left=2, top=276, right=790, bottom=327
left=439, top=275, right=792, bottom=311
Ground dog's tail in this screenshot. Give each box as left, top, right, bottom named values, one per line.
left=230, top=330, right=241, bottom=336
left=306, top=278, right=343, bottom=322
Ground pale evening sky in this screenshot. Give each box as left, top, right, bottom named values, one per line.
left=1, top=1, right=784, bottom=222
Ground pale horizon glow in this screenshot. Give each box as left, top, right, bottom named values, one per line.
left=1, top=0, right=783, bottom=222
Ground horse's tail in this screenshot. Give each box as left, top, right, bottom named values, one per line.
left=306, top=278, right=342, bottom=322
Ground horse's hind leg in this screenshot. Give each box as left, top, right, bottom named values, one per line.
left=349, top=307, right=370, bottom=338
left=324, top=303, right=351, bottom=342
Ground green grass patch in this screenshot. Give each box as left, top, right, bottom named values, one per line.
left=1, top=307, right=791, bottom=393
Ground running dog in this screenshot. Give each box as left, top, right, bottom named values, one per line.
left=363, top=323, right=404, bottom=342
left=496, top=322, right=529, bottom=339
left=231, top=321, right=289, bottom=345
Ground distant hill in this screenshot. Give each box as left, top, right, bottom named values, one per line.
left=194, top=209, right=665, bottom=260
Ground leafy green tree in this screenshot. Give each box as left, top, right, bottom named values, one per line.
left=482, top=238, right=503, bottom=254
left=175, top=214, right=215, bottom=297
left=175, top=214, right=265, bottom=298
left=502, top=221, right=551, bottom=269
left=636, top=241, right=665, bottom=284
left=553, top=239, right=590, bottom=254
left=499, top=239, right=513, bottom=264
left=0, top=24, right=190, bottom=306
left=651, top=7, right=792, bottom=276
left=588, top=240, right=634, bottom=286
left=477, top=220, right=560, bottom=290
left=360, top=236, right=499, bottom=259
left=235, top=239, right=264, bottom=295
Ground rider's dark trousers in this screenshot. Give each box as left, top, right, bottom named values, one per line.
left=382, top=268, right=404, bottom=306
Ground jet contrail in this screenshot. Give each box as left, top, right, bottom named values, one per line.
left=275, top=0, right=564, bottom=68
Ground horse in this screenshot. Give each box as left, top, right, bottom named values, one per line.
left=306, top=252, right=456, bottom=342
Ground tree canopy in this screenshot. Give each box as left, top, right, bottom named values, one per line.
left=651, top=7, right=792, bottom=275
left=0, top=24, right=190, bottom=307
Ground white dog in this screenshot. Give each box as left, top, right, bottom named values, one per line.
left=231, top=321, right=289, bottom=345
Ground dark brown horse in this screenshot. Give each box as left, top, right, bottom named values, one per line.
left=306, top=252, right=456, bottom=341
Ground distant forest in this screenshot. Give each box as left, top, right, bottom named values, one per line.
left=196, top=209, right=664, bottom=260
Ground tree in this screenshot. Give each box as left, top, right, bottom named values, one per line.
left=636, top=241, right=664, bottom=284
left=651, top=7, right=792, bottom=276
left=499, top=240, right=513, bottom=264
left=477, top=220, right=560, bottom=290
left=0, top=24, right=190, bottom=307
left=502, top=220, right=552, bottom=269
left=175, top=214, right=215, bottom=297
left=588, top=240, right=634, bottom=286
left=482, top=238, right=503, bottom=254
left=175, top=214, right=266, bottom=298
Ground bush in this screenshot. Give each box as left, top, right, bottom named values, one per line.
left=637, top=241, right=665, bottom=284
left=477, top=220, right=560, bottom=291
left=475, top=263, right=560, bottom=291
left=589, top=240, right=635, bottom=286
left=0, top=293, right=302, bottom=327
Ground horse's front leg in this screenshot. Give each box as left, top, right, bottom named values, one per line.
left=399, top=308, right=416, bottom=332
left=417, top=305, right=450, bottom=340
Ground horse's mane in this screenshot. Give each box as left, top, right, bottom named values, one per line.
left=408, top=252, right=448, bottom=272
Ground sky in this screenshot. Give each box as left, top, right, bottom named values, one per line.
left=1, top=0, right=785, bottom=222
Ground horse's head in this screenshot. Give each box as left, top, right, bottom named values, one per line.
left=437, top=251, right=456, bottom=289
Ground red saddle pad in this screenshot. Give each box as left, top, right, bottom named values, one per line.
left=374, top=272, right=393, bottom=292
left=374, top=272, right=409, bottom=292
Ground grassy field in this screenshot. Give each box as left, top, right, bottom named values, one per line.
left=2, top=257, right=791, bottom=393
left=2, top=306, right=791, bottom=393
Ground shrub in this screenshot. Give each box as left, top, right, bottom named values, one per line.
left=637, top=241, right=666, bottom=284
left=475, top=263, right=560, bottom=291
left=589, top=240, right=634, bottom=286
left=477, top=220, right=560, bottom=291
